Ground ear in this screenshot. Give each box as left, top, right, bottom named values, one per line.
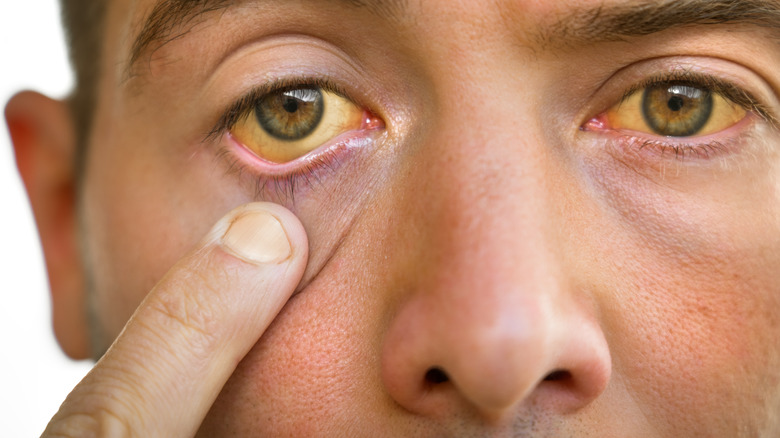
left=5, top=91, right=90, bottom=359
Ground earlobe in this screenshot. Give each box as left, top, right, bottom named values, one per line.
left=5, top=91, right=91, bottom=359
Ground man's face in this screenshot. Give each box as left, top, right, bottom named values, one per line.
left=78, top=0, right=780, bottom=435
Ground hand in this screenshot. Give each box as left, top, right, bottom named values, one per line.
left=42, top=203, right=308, bottom=437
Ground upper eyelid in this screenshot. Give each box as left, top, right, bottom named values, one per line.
left=196, top=34, right=392, bottom=138
left=617, top=71, right=777, bottom=127
left=576, top=56, right=780, bottom=128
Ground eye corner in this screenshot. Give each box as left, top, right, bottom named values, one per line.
left=581, top=112, right=610, bottom=133
left=362, top=109, right=386, bottom=131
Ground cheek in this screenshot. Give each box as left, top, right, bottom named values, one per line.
left=198, top=179, right=412, bottom=436
left=81, top=128, right=252, bottom=344
left=609, top=246, right=780, bottom=431
left=198, top=246, right=394, bottom=435
left=590, top=161, right=780, bottom=433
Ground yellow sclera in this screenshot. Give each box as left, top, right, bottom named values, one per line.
left=607, top=85, right=747, bottom=137
left=231, top=88, right=364, bottom=163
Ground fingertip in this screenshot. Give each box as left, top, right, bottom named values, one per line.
left=214, top=202, right=309, bottom=266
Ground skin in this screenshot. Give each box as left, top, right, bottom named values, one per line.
left=6, top=0, right=780, bottom=435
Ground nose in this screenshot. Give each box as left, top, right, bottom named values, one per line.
left=381, top=279, right=611, bottom=419
left=380, top=86, right=611, bottom=421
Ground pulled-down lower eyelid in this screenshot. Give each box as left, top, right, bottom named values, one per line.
left=212, top=86, right=384, bottom=200
left=204, top=73, right=385, bottom=190
left=217, top=128, right=382, bottom=201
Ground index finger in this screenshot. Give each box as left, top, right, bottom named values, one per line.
left=43, top=202, right=308, bottom=437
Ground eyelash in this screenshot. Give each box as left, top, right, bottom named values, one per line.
left=206, top=76, right=370, bottom=202
left=206, top=76, right=352, bottom=140
left=601, top=71, right=775, bottom=161
left=208, top=69, right=773, bottom=198
left=620, top=71, right=772, bottom=121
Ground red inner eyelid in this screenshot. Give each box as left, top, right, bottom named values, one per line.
left=226, top=110, right=385, bottom=175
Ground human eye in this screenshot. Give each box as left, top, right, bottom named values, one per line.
left=584, top=70, right=776, bottom=161
left=210, top=77, right=383, bottom=170
left=608, top=79, right=746, bottom=137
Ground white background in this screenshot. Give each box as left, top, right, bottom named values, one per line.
left=0, top=1, right=93, bottom=435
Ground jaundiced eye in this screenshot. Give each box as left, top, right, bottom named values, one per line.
left=230, top=86, right=365, bottom=163
left=606, top=82, right=747, bottom=137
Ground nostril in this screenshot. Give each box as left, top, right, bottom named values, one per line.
left=543, top=370, right=572, bottom=382
left=425, top=367, right=450, bottom=385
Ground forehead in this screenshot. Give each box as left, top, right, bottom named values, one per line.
left=112, top=0, right=601, bottom=59
left=115, top=0, right=780, bottom=76
left=118, top=0, right=564, bottom=56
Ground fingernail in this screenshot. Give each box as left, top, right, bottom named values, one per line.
left=222, top=210, right=292, bottom=264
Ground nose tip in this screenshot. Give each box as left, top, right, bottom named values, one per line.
left=381, top=295, right=611, bottom=420
left=428, top=317, right=555, bottom=413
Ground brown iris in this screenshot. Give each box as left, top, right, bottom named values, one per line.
left=642, top=84, right=713, bottom=137
left=256, top=88, right=325, bottom=141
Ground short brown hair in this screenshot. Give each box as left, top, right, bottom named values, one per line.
left=59, top=0, right=107, bottom=167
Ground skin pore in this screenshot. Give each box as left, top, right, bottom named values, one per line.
left=9, top=0, right=780, bottom=435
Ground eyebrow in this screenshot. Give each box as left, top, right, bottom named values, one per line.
left=130, top=0, right=232, bottom=68
left=128, top=0, right=406, bottom=69
left=543, top=0, right=780, bottom=47
left=128, top=0, right=780, bottom=71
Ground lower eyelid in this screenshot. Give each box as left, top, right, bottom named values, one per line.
left=595, top=114, right=758, bottom=164
left=227, top=105, right=383, bottom=169
left=217, top=123, right=384, bottom=200
left=227, top=129, right=367, bottom=172
left=582, top=112, right=763, bottom=167
left=617, top=137, right=730, bottom=162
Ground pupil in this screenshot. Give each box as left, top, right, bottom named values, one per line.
left=667, top=96, right=684, bottom=112
left=282, top=97, right=299, bottom=114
